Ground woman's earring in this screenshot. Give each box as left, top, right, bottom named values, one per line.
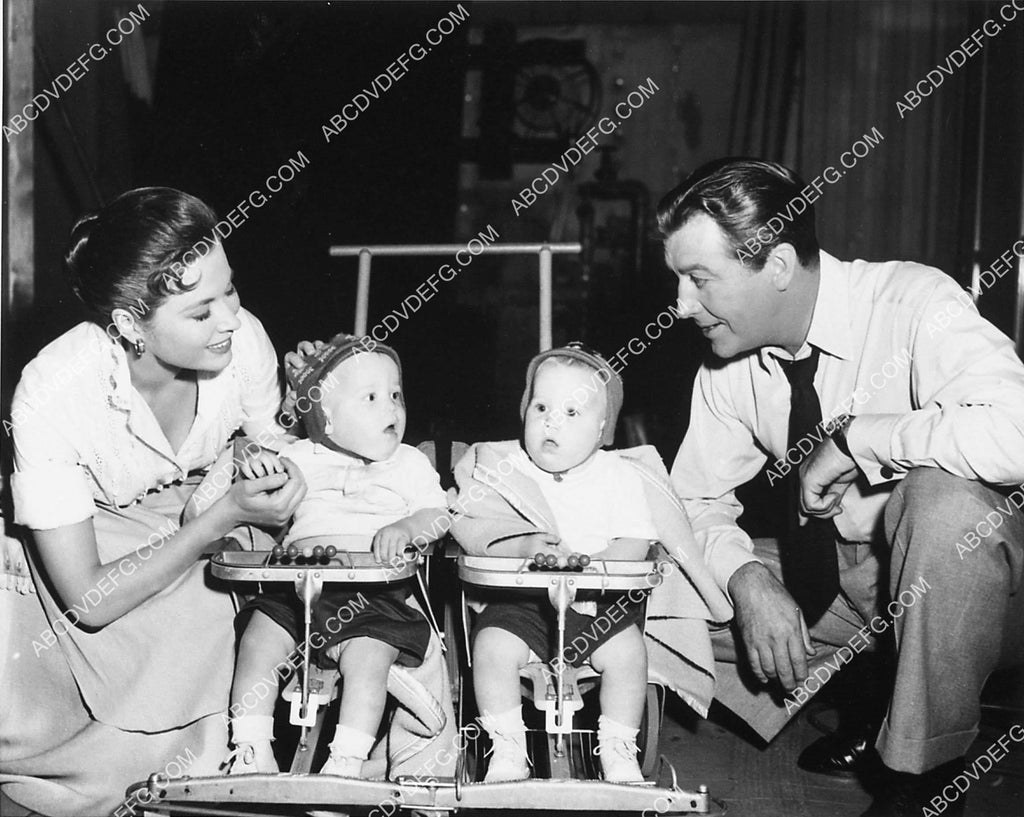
left=133, top=338, right=146, bottom=357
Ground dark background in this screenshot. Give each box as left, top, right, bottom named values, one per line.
left=5, top=0, right=1023, bottom=470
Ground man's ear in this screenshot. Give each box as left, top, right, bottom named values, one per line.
left=764, top=242, right=799, bottom=292
left=110, top=308, right=141, bottom=345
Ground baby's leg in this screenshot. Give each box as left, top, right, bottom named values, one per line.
left=590, top=624, right=648, bottom=782
left=228, top=611, right=297, bottom=773
left=590, top=624, right=647, bottom=728
left=473, top=627, right=531, bottom=718
left=320, top=636, right=399, bottom=776
left=336, top=636, right=400, bottom=736
left=474, top=627, right=532, bottom=781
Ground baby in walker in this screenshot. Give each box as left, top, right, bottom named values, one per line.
left=451, top=343, right=658, bottom=783
left=226, top=334, right=447, bottom=776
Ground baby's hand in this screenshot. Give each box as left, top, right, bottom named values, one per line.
left=519, top=532, right=572, bottom=566
left=372, top=522, right=414, bottom=566
left=238, top=445, right=285, bottom=481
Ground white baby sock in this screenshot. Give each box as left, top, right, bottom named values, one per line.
left=328, top=724, right=376, bottom=760
left=479, top=705, right=527, bottom=737
left=230, top=714, right=275, bottom=746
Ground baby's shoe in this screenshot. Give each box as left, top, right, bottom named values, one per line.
left=480, top=708, right=530, bottom=782
left=319, top=724, right=374, bottom=778
left=224, top=715, right=278, bottom=774
left=595, top=715, right=644, bottom=783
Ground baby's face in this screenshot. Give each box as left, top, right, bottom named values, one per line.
left=320, top=352, right=405, bottom=461
left=523, top=360, right=606, bottom=474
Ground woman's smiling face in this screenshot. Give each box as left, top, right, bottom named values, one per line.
left=138, top=243, right=242, bottom=373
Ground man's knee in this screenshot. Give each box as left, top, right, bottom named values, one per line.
left=885, top=468, right=995, bottom=548
left=885, top=467, right=1024, bottom=589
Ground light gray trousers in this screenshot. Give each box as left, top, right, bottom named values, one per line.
left=710, top=467, right=1024, bottom=773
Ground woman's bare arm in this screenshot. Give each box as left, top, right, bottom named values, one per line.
left=33, top=462, right=307, bottom=627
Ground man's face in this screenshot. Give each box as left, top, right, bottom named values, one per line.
left=664, top=213, right=782, bottom=359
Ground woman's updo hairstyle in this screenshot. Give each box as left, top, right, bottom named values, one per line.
left=64, top=187, right=219, bottom=324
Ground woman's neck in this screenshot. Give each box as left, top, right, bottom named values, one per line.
left=126, top=349, right=190, bottom=396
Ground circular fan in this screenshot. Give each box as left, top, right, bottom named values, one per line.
left=513, top=43, right=602, bottom=141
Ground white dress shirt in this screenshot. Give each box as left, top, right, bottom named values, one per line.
left=671, top=250, right=1024, bottom=594
left=11, top=307, right=285, bottom=529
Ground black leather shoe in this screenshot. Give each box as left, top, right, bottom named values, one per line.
left=798, top=722, right=880, bottom=777
left=859, top=757, right=966, bottom=817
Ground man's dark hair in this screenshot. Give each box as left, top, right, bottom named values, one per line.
left=656, top=158, right=819, bottom=268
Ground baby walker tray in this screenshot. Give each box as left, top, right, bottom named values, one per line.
left=209, top=536, right=421, bottom=585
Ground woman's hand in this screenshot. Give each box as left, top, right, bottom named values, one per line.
left=282, top=340, right=325, bottom=420
left=220, top=456, right=306, bottom=529
left=284, top=340, right=325, bottom=380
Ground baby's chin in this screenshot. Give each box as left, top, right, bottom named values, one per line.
left=327, top=434, right=402, bottom=462
left=525, top=445, right=595, bottom=474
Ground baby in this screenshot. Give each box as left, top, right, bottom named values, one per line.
left=451, top=343, right=657, bottom=783
left=226, top=334, right=447, bottom=777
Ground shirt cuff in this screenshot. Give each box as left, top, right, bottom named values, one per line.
left=706, top=536, right=762, bottom=600
left=846, top=414, right=904, bottom=485
left=12, top=466, right=95, bottom=530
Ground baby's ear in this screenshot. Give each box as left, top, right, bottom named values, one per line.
left=322, top=404, right=334, bottom=433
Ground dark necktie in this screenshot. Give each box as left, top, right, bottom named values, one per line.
left=778, top=348, right=840, bottom=623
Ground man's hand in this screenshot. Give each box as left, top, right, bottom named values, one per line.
left=799, top=435, right=858, bottom=520
left=728, top=562, right=815, bottom=690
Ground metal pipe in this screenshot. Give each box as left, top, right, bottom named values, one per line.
left=356, top=249, right=372, bottom=336
left=335, top=242, right=581, bottom=347
left=539, top=245, right=553, bottom=351
left=330, top=242, right=581, bottom=257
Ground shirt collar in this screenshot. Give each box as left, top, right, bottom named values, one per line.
left=515, top=445, right=602, bottom=484
left=758, top=250, right=853, bottom=370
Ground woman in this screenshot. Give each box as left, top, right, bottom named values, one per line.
left=0, top=188, right=306, bottom=816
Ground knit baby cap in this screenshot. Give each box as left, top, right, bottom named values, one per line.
left=519, top=342, right=623, bottom=447
left=288, top=333, right=402, bottom=445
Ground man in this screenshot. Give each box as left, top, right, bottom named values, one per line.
left=661, top=158, right=1024, bottom=817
